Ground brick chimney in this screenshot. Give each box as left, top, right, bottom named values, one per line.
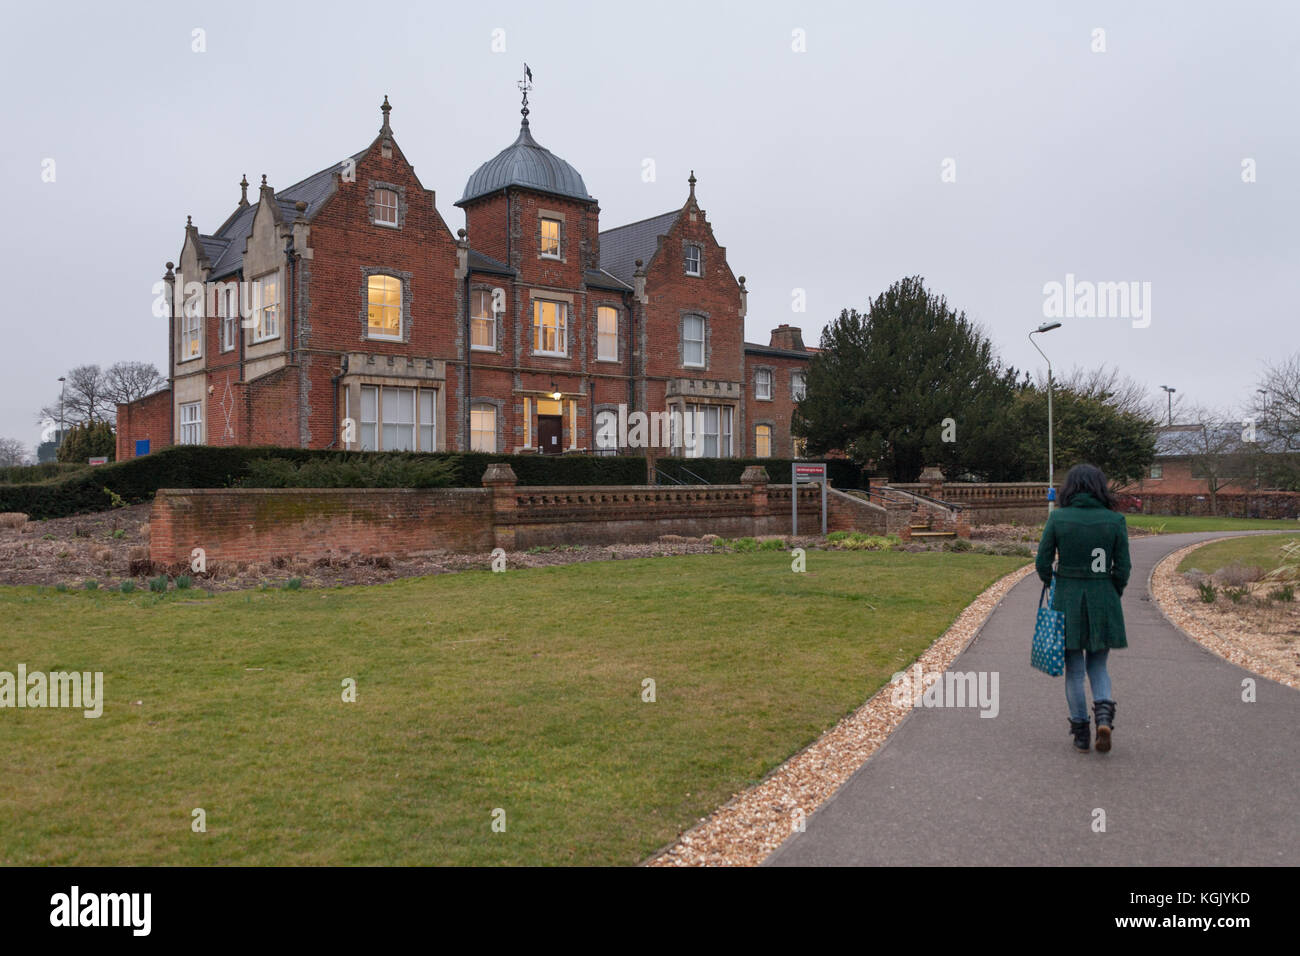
left=769, top=324, right=806, bottom=351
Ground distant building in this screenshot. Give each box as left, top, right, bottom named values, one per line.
left=116, top=90, right=812, bottom=462
left=1119, top=423, right=1287, bottom=496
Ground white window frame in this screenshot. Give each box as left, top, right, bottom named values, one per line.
left=358, top=384, right=437, bottom=452
left=180, top=305, right=202, bottom=362
left=366, top=274, right=403, bottom=341
left=540, top=217, right=561, bottom=259
left=470, top=404, right=497, bottom=452
left=253, top=272, right=279, bottom=343
left=179, top=401, right=203, bottom=445
left=471, top=289, right=496, bottom=351
left=595, top=409, right=618, bottom=451
left=755, top=369, right=773, bottom=401
left=676, top=403, right=732, bottom=458
left=791, top=370, right=806, bottom=401
left=1150, top=463, right=1163, bottom=479
left=533, top=299, right=568, bottom=356
left=219, top=285, right=238, bottom=352
left=374, top=188, right=399, bottom=228
left=682, top=315, right=705, bottom=368
left=597, top=306, right=618, bottom=362
left=685, top=244, right=702, bottom=277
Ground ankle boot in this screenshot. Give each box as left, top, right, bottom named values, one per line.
left=1093, top=700, right=1116, bottom=753
left=1068, top=717, right=1091, bottom=752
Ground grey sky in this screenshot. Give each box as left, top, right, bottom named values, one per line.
left=2, top=0, right=1296, bottom=450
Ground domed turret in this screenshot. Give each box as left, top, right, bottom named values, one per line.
left=458, top=119, right=591, bottom=205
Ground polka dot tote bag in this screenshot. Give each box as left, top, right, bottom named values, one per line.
left=1031, top=575, right=1065, bottom=677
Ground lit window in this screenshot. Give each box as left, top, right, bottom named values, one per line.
left=470, top=404, right=496, bottom=452
left=682, top=315, right=705, bottom=367
left=597, top=306, right=618, bottom=361
left=533, top=300, right=567, bottom=355
left=685, top=244, right=701, bottom=276
left=1150, top=464, right=1163, bottom=479
left=254, top=272, right=279, bottom=342
left=471, top=290, right=496, bottom=350
left=755, top=369, right=772, bottom=400
left=755, top=424, right=772, bottom=458
left=181, top=300, right=202, bottom=361
left=791, top=371, right=806, bottom=401
left=374, top=188, right=399, bottom=227
left=367, top=275, right=402, bottom=339
left=540, top=218, right=561, bottom=258
left=359, top=385, right=436, bottom=451
left=179, top=401, right=203, bottom=445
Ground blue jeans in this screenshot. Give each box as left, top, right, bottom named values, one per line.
left=1065, top=648, right=1112, bottom=722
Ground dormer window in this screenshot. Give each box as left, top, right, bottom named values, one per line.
left=540, top=218, right=561, bottom=259
left=685, top=244, right=702, bottom=276
left=374, top=188, right=398, bottom=227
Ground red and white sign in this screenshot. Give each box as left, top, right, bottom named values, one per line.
left=794, top=463, right=826, bottom=482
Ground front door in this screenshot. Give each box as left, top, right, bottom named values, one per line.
left=538, top=415, right=563, bottom=454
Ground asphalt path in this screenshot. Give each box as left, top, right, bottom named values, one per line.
left=766, top=532, right=1300, bottom=866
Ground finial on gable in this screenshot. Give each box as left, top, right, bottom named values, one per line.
left=381, top=94, right=392, bottom=136
left=186, top=215, right=192, bottom=228
left=688, top=170, right=697, bottom=200
left=239, top=174, right=249, bottom=207
left=261, top=174, right=268, bottom=188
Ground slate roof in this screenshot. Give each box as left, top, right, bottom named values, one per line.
left=1155, top=423, right=1288, bottom=457
left=458, top=121, right=591, bottom=205
left=467, top=249, right=516, bottom=277
left=201, top=149, right=366, bottom=279
left=743, top=342, right=813, bottom=359
left=597, top=210, right=679, bottom=286
left=584, top=268, right=632, bottom=292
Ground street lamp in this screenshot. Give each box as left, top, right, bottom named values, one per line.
left=1029, top=322, right=1062, bottom=512
left=57, top=376, right=66, bottom=449
left=1160, top=384, right=1176, bottom=426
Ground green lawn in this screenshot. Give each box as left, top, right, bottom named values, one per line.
left=1177, top=533, right=1300, bottom=574
left=0, top=550, right=1024, bottom=866
left=1127, top=514, right=1300, bottom=534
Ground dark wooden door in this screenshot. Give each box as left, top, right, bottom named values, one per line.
left=538, top=415, right=563, bottom=454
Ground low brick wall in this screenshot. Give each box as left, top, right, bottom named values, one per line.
left=889, top=481, right=1054, bottom=526
left=1138, top=492, right=1300, bottom=519
left=150, top=487, right=494, bottom=567
left=148, top=467, right=880, bottom=568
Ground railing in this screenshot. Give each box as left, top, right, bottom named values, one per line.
left=653, top=468, right=684, bottom=485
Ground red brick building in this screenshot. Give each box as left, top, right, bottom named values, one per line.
left=118, top=94, right=813, bottom=462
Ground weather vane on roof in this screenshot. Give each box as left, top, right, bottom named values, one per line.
left=519, top=63, right=533, bottom=125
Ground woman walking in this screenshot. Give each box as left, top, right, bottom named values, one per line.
left=1035, top=463, right=1132, bottom=753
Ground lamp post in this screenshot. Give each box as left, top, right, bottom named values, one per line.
left=57, top=376, right=66, bottom=450
left=1160, top=384, right=1176, bottom=426
left=1029, top=322, right=1062, bottom=512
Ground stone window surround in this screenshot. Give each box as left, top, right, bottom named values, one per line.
left=367, top=181, right=407, bottom=230
left=753, top=365, right=775, bottom=402
left=469, top=396, right=505, bottom=453
left=343, top=376, right=443, bottom=453
left=683, top=239, right=704, bottom=277
left=469, top=283, right=504, bottom=353
left=679, top=310, right=710, bottom=370
left=593, top=300, right=622, bottom=364
left=538, top=209, right=567, bottom=262
left=531, top=290, right=573, bottom=357
left=670, top=398, right=737, bottom=457
left=359, top=267, right=414, bottom=344
left=593, top=402, right=622, bottom=451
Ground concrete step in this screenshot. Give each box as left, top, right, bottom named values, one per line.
left=910, top=530, right=958, bottom=539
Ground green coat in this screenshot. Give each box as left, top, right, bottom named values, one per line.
left=1035, top=492, right=1132, bottom=651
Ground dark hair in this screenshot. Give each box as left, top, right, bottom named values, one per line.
left=1059, top=463, right=1116, bottom=510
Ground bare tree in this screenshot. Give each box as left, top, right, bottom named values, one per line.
left=1059, top=365, right=1165, bottom=422
left=1162, top=406, right=1254, bottom=515
left=0, top=437, right=29, bottom=467
left=36, top=364, right=117, bottom=427
left=1250, top=351, right=1300, bottom=490
left=104, top=361, right=165, bottom=405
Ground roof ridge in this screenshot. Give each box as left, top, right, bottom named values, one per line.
left=277, top=147, right=367, bottom=197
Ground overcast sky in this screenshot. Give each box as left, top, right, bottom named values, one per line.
left=2, top=0, right=1296, bottom=450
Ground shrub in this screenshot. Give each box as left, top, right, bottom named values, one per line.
left=56, top=421, right=116, bottom=464
left=119, top=580, right=136, bottom=594
left=240, top=456, right=457, bottom=490
left=284, top=577, right=303, bottom=591
left=1197, top=581, right=1217, bottom=603
left=1223, top=586, right=1249, bottom=604
left=175, top=575, right=192, bottom=590
left=943, top=538, right=974, bottom=552
left=1268, top=584, right=1295, bottom=602
left=1214, top=563, right=1264, bottom=588
left=0, top=462, right=86, bottom=484
left=110, top=529, right=126, bottom=539
left=55, top=583, right=68, bottom=593
left=148, top=575, right=169, bottom=593
left=827, top=532, right=899, bottom=551
left=84, top=579, right=98, bottom=590
left=0, top=512, right=28, bottom=530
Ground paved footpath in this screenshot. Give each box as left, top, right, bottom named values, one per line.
left=767, top=532, right=1300, bottom=866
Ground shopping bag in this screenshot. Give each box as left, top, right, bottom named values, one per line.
left=1031, top=576, right=1066, bottom=677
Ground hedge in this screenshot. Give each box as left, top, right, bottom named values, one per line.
left=654, top=457, right=865, bottom=489
left=0, top=461, right=89, bottom=484
left=0, top=446, right=649, bottom=520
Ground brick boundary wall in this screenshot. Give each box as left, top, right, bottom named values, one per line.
left=148, top=466, right=881, bottom=569
left=1137, top=492, right=1300, bottom=519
